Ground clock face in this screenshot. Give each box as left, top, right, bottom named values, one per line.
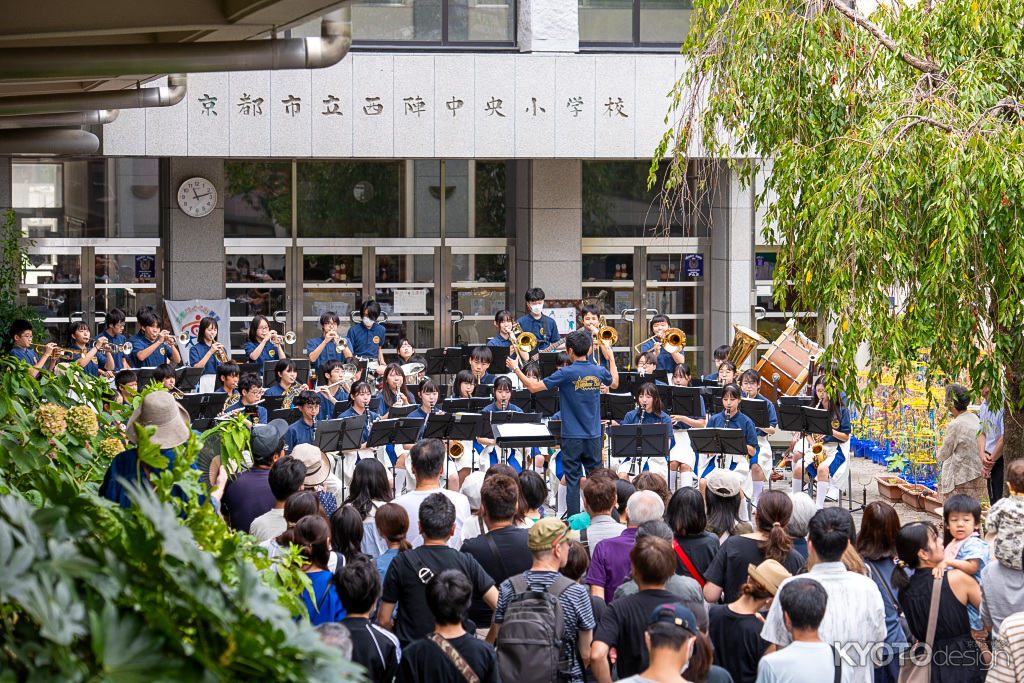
left=177, top=177, right=218, bottom=217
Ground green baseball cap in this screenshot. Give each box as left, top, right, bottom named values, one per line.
left=528, top=517, right=571, bottom=551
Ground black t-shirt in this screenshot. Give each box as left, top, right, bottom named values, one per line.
left=461, top=526, right=533, bottom=626
left=221, top=467, right=275, bottom=533
left=381, top=545, right=495, bottom=647
left=593, top=588, right=689, bottom=679
left=672, top=532, right=720, bottom=582
left=708, top=604, right=771, bottom=683
left=397, top=633, right=501, bottom=683
left=340, top=617, right=400, bottom=683
left=703, top=536, right=804, bottom=603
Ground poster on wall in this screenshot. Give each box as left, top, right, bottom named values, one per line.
left=543, top=308, right=577, bottom=335
left=164, top=299, right=232, bottom=357
left=684, top=254, right=703, bottom=277
left=394, top=289, right=427, bottom=314
left=135, top=254, right=155, bottom=279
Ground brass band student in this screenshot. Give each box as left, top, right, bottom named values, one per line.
left=264, top=359, right=299, bottom=397
left=245, top=315, right=286, bottom=364
left=639, top=314, right=684, bottom=374
left=129, top=311, right=181, bottom=368
left=8, top=319, right=57, bottom=378
left=189, top=316, right=225, bottom=376
left=67, top=322, right=115, bottom=378
left=95, top=309, right=132, bottom=371
left=307, top=312, right=345, bottom=376
left=516, top=288, right=560, bottom=350
left=341, top=300, right=387, bottom=376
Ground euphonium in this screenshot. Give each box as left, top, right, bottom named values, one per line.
left=448, top=441, right=464, bottom=458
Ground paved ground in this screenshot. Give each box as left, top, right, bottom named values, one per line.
left=767, top=452, right=938, bottom=530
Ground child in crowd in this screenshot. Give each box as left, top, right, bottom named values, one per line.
left=985, top=460, right=1024, bottom=571
left=935, top=493, right=990, bottom=655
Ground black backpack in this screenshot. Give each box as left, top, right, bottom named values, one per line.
left=495, top=574, right=575, bottom=683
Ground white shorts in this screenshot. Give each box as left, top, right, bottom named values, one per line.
left=669, top=429, right=697, bottom=469
left=447, top=440, right=479, bottom=470
left=333, top=447, right=394, bottom=485
left=795, top=439, right=848, bottom=489
left=753, top=435, right=772, bottom=469
left=617, top=455, right=668, bottom=479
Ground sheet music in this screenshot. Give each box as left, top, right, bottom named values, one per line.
left=495, top=423, right=549, bottom=438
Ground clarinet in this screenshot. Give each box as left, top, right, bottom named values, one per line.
left=719, top=412, right=731, bottom=470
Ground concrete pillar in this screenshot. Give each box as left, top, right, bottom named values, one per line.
left=518, top=0, right=579, bottom=52
left=514, top=159, right=582, bottom=315
left=709, top=161, right=756, bottom=370
left=162, top=158, right=225, bottom=301
left=0, top=158, right=11, bottom=212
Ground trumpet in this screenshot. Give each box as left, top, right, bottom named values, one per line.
left=32, top=343, right=76, bottom=361
left=177, top=331, right=191, bottom=344
left=271, top=331, right=297, bottom=345
left=93, top=338, right=133, bottom=354
left=634, top=327, right=686, bottom=354
left=335, top=337, right=349, bottom=354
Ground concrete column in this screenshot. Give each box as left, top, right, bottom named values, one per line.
left=514, top=159, right=582, bottom=315
left=518, top=0, right=579, bottom=52
left=0, top=158, right=11, bottom=213
left=709, top=161, right=756, bottom=370
left=162, top=158, right=225, bottom=301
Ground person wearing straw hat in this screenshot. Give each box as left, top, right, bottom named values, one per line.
left=99, top=391, right=197, bottom=509
left=290, top=443, right=340, bottom=513
left=708, top=559, right=792, bottom=683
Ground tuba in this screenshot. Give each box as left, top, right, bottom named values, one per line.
left=726, top=323, right=769, bottom=367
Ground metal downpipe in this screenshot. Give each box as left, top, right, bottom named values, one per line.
left=0, top=8, right=351, bottom=80
left=0, top=128, right=99, bottom=155
left=0, top=75, right=186, bottom=117
left=0, top=109, right=119, bottom=129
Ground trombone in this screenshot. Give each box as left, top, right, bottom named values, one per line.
left=509, top=321, right=538, bottom=355
left=634, top=328, right=686, bottom=354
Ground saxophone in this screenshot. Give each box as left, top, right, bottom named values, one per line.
left=282, top=383, right=303, bottom=410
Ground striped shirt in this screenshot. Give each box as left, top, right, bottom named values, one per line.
left=761, top=563, right=886, bottom=683
left=988, top=611, right=1024, bottom=683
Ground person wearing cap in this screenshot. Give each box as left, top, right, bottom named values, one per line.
left=613, top=603, right=699, bottom=683
left=704, top=468, right=754, bottom=540
left=289, top=444, right=340, bottom=514
left=220, top=418, right=289, bottom=533
left=591, top=535, right=701, bottom=683
left=99, top=391, right=198, bottom=509
left=708, top=559, right=791, bottom=683
left=488, top=517, right=596, bottom=683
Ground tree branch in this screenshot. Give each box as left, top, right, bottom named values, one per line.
left=828, top=0, right=939, bottom=74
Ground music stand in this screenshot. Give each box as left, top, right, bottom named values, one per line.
left=175, top=367, right=204, bottom=393
left=687, top=428, right=750, bottom=470
left=779, top=396, right=813, bottom=407
left=608, top=423, right=671, bottom=477
left=136, top=368, right=157, bottom=388
left=740, top=398, right=772, bottom=430
left=176, top=393, right=228, bottom=421
left=388, top=404, right=420, bottom=418
left=487, top=347, right=511, bottom=376
left=424, top=347, right=464, bottom=377
left=492, top=422, right=557, bottom=468
left=667, top=387, right=705, bottom=419
left=600, top=393, right=634, bottom=422
left=473, top=383, right=495, bottom=399
left=488, top=411, right=543, bottom=466
left=269, top=408, right=303, bottom=425
left=315, top=416, right=364, bottom=454
left=538, top=352, right=561, bottom=379
left=262, top=395, right=285, bottom=412
left=422, top=412, right=486, bottom=473
left=532, top=388, right=559, bottom=417
left=262, top=359, right=310, bottom=387
left=442, top=397, right=490, bottom=413
left=777, top=405, right=830, bottom=436
left=193, top=418, right=215, bottom=432
left=369, top=396, right=382, bottom=413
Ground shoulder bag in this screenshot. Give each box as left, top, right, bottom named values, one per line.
left=484, top=531, right=511, bottom=585
left=428, top=633, right=481, bottom=683
left=897, top=576, right=942, bottom=683
left=869, top=560, right=913, bottom=645
left=672, top=539, right=706, bottom=588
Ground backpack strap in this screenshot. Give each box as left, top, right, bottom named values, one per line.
left=672, top=540, right=705, bottom=588
left=428, top=633, right=480, bottom=683
left=545, top=575, right=575, bottom=643
left=579, top=527, right=588, bottom=550
left=509, top=573, right=529, bottom=596
left=829, top=645, right=841, bottom=683
left=484, top=531, right=510, bottom=585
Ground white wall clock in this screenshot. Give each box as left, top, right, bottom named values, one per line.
left=177, top=177, right=218, bottom=217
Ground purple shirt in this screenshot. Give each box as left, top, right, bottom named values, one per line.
left=221, top=467, right=276, bottom=534
left=586, top=527, right=638, bottom=604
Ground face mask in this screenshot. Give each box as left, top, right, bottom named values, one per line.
left=362, top=317, right=374, bottom=328
left=530, top=304, right=543, bottom=315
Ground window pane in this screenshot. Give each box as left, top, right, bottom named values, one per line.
left=229, top=288, right=286, bottom=320
left=304, top=254, right=363, bottom=284
left=583, top=161, right=694, bottom=237
left=226, top=253, right=287, bottom=284
left=26, top=288, right=81, bottom=321
left=448, top=0, right=514, bottom=42
left=25, top=254, right=81, bottom=285
left=475, top=161, right=507, bottom=237
left=583, top=254, right=633, bottom=281
left=353, top=0, right=441, bottom=41
left=639, top=0, right=691, bottom=43
left=304, top=290, right=361, bottom=319
left=452, top=288, right=506, bottom=315
left=414, top=160, right=441, bottom=237
left=647, top=286, right=703, bottom=315
left=112, top=159, right=160, bottom=238
left=95, top=253, right=156, bottom=285
left=96, top=288, right=158, bottom=318
left=453, top=253, right=506, bottom=283
left=13, top=163, right=62, bottom=208
left=647, top=253, right=704, bottom=283
left=298, top=161, right=404, bottom=238
left=579, top=0, right=632, bottom=42
left=224, top=161, right=292, bottom=238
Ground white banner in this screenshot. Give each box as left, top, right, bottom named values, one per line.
left=164, top=299, right=232, bottom=362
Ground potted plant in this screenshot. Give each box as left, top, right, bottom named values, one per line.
left=921, top=491, right=942, bottom=516
left=899, top=483, right=935, bottom=511
left=875, top=474, right=905, bottom=502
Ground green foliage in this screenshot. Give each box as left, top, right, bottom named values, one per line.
left=0, top=209, right=42, bottom=352
left=0, top=361, right=364, bottom=681
left=657, top=0, right=1024, bottom=413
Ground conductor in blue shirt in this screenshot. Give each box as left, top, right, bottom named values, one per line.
left=342, top=300, right=387, bottom=378
left=515, top=288, right=560, bottom=352
left=511, top=329, right=618, bottom=517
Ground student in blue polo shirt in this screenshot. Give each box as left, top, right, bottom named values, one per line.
left=640, top=314, right=685, bottom=375
left=316, top=359, right=351, bottom=420
left=153, top=363, right=177, bottom=392
left=467, top=346, right=496, bottom=385
left=791, top=376, right=851, bottom=511
left=703, top=345, right=731, bottom=383
left=740, top=369, right=778, bottom=507
left=264, top=358, right=299, bottom=397
left=222, top=373, right=268, bottom=425
left=188, top=316, right=226, bottom=376
left=129, top=311, right=182, bottom=368
left=244, top=314, right=287, bottom=364
left=512, top=329, right=618, bottom=518
left=668, top=363, right=706, bottom=491
left=8, top=319, right=56, bottom=378
left=635, top=352, right=668, bottom=385
left=614, top=382, right=675, bottom=480
left=697, top=383, right=757, bottom=507
left=516, top=288, right=560, bottom=352
left=342, top=300, right=387, bottom=379
left=285, top=390, right=321, bottom=452
left=400, top=379, right=457, bottom=491
left=67, top=321, right=115, bottom=377
left=337, top=381, right=383, bottom=486
left=581, top=304, right=611, bottom=370
left=95, top=308, right=132, bottom=371
left=476, top=376, right=524, bottom=471
left=306, top=311, right=345, bottom=378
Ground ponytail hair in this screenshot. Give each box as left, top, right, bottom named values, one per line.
left=275, top=490, right=324, bottom=545
left=892, top=521, right=937, bottom=592
left=755, top=491, right=794, bottom=563
left=686, top=631, right=714, bottom=683
left=291, top=515, right=332, bottom=571
left=376, top=503, right=413, bottom=552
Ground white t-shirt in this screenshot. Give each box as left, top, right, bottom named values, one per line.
left=394, top=488, right=472, bottom=550
left=249, top=508, right=286, bottom=542
left=756, top=641, right=838, bottom=683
